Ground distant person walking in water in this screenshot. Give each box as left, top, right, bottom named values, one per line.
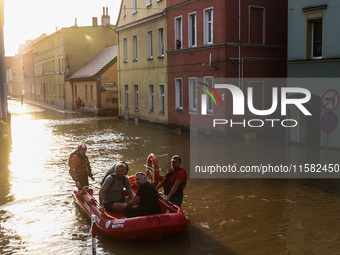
left=75, top=96, right=83, bottom=114
left=69, top=144, right=94, bottom=189
left=156, top=155, right=187, bottom=207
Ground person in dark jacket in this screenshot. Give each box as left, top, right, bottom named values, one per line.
left=124, top=172, right=162, bottom=218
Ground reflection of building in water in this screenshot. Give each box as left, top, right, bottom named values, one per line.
left=68, top=45, right=118, bottom=115
left=287, top=1, right=340, bottom=148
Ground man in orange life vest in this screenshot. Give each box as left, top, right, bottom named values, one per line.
left=69, top=144, right=94, bottom=189
left=156, top=155, right=187, bottom=207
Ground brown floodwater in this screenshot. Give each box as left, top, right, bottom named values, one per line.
left=1, top=100, right=340, bottom=255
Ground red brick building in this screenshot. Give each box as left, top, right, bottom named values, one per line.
left=166, top=0, right=287, bottom=130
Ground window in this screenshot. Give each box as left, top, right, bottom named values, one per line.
left=249, top=6, right=265, bottom=45
left=123, top=5, right=126, bottom=16
left=90, top=85, right=93, bottom=101
left=311, top=20, right=322, bottom=59
left=248, top=81, right=265, bottom=115
left=175, top=78, right=183, bottom=110
left=175, top=16, right=182, bottom=49
left=134, top=84, right=139, bottom=110
left=189, top=78, right=197, bottom=113
left=204, top=77, right=213, bottom=114
left=204, top=8, right=213, bottom=45
left=132, top=0, right=137, bottom=13
left=159, top=84, right=165, bottom=114
left=75, top=85, right=78, bottom=98
left=188, top=12, right=197, bottom=47
left=124, top=85, right=129, bottom=109
left=147, top=30, right=153, bottom=59
left=146, top=0, right=152, bottom=6
left=123, top=37, right=128, bottom=62
left=148, top=84, right=154, bottom=112
left=304, top=6, right=326, bottom=59
left=85, top=84, right=88, bottom=100
left=158, top=27, right=164, bottom=57
left=133, top=35, right=138, bottom=61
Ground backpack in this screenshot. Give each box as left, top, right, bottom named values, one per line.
left=102, top=173, right=128, bottom=191
left=101, top=161, right=129, bottom=186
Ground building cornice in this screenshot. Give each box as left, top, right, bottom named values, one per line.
left=114, top=11, right=165, bottom=32
left=287, top=58, right=340, bottom=64
left=167, top=42, right=286, bottom=54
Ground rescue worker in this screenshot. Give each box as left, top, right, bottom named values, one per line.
left=156, top=155, right=187, bottom=207
left=69, top=144, right=94, bottom=189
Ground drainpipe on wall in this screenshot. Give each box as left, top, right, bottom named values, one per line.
left=238, top=0, right=241, bottom=90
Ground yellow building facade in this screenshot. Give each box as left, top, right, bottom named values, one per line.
left=68, top=45, right=119, bottom=115
left=32, top=25, right=117, bottom=109
left=115, top=0, right=168, bottom=124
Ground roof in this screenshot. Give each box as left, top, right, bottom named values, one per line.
left=69, top=45, right=117, bottom=80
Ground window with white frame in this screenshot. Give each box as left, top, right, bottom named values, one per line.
left=134, top=84, right=139, bottom=110
left=123, top=37, right=128, bottom=62
left=159, top=84, right=165, bottom=114
left=146, top=0, right=152, bottom=6
left=148, top=84, right=154, bottom=112
left=204, top=77, right=213, bottom=114
left=189, top=77, right=197, bottom=113
left=204, top=8, right=213, bottom=45
left=175, top=78, right=183, bottom=110
left=132, top=0, right=137, bottom=13
left=175, top=16, right=182, bottom=49
left=188, top=12, right=197, bottom=47
left=124, top=85, right=129, bottom=109
left=133, top=35, right=138, bottom=61
left=311, top=20, right=322, bottom=59
left=158, top=27, right=164, bottom=57
left=304, top=6, right=325, bottom=59
left=147, top=30, right=153, bottom=59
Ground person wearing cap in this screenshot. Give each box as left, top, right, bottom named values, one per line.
left=156, top=155, right=187, bottom=207
left=69, top=144, right=94, bottom=189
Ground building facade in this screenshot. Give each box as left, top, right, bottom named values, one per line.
left=68, top=45, right=119, bottom=115
left=166, top=0, right=287, bottom=131
left=287, top=0, right=340, bottom=148
left=32, top=21, right=117, bottom=109
left=115, top=0, right=168, bottom=125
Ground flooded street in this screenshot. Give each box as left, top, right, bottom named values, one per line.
left=1, top=100, right=340, bottom=254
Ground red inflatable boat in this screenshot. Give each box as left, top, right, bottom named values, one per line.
left=72, top=154, right=190, bottom=241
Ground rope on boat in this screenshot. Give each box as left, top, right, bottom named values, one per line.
left=80, top=215, right=97, bottom=255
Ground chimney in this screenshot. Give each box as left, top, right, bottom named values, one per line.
left=92, top=17, right=98, bottom=26
left=101, top=7, right=110, bottom=26
left=72, top=18, right=78, bottom=27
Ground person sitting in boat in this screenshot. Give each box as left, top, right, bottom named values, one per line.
left=156, top=155, right=187, bottom=207
left=69, top=144, right=94, bottom=190
left=100, top=161, right=129, bottom=186
left=99, top=163, right=134, bottom=213
left=124, top=172, right=162, bottom=218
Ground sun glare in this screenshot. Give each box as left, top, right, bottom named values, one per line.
left=9, top=114, right=53, bottom=200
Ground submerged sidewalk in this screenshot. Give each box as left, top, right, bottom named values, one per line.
left=8, top=96, right=95, bottom=116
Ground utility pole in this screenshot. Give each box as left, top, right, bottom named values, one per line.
left=0, top=0, right=8, bottom=122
